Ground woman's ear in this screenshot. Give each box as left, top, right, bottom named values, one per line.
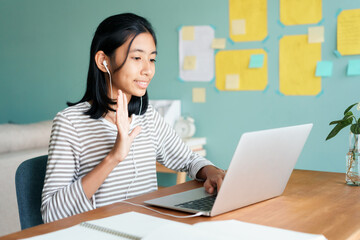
left=95, top=51, right=109, bottom=73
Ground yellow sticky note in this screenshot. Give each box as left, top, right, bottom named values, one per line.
left=182, top=26, right=195, bottom=41
left=229, top=0, right=267, bottom=42
left=279, top=35, right=321, bottom=95
left=280, top=0, right=322, bottom=25
left=231, top=19, right=246, bottom=35
left=192, top=88, right=206, bottom=103
left=211, top=38, right=226, bottom=49
left=183, top=56, right=197, bottom=70
left=225, top=74, right=240, bottom=90
left=337, top=9, right=360, bottom=56
left=216, top=49, right=267, bottom=91
left=308, top=26, right=324, bottom=43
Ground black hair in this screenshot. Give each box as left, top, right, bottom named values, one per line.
left=68, top=13, right=157, bottom=119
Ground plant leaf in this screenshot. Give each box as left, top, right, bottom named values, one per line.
left=343, top=111, right=354, bottom=119
left=329, top=112, right=354, bottom=126
left=344, top=103, right=357, bottom=115
left=326, top=118, right=353, bottom=140
left=351, top=124, right=357, bottom=134
left=329, top=120, right=344, bottom=125
left=351, top=124, right=360, bottom=134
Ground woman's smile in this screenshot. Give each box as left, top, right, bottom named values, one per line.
left=134, top=80, right=150, bottom=89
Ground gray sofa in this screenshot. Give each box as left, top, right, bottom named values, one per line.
left=0, top=120, right=52, bottom=236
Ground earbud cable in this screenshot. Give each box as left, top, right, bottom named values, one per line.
left=109, top=72, right=113, bottom=100
left=125, top=97, right=142, bottom=199
left=139, top=96, right=142, bottom=115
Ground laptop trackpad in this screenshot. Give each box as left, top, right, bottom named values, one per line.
left=145, top=187, right=213, bottom=207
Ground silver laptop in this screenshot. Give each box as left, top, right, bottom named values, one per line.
left=145, top=124, right=313, bottom=217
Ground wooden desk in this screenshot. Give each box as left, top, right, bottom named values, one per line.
left=1, top=170, right=360, bottom=240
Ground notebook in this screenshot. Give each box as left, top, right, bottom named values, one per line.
left=145, top=123, right=313, bottom=217
left=21, top=211, right=326, bottom=240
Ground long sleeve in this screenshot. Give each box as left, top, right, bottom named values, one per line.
left=41, top=112, right=94, bottom=223
left=153, top=108, right=214, bottom=180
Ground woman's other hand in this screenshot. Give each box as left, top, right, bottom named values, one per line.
left=196, top=165, right=225, bottom=194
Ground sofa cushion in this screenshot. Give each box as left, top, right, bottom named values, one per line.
left=0, top=121, right=52, bottom=154
left=0, top=147, right=48, bottom=236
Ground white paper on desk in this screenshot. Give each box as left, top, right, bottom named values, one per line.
left=85, top=211, right=176, bottom=238
left=193, top=220, right=327, bottom=240
left=20, top=225, right=123, bottom=240
left=20, top=212, right=178, bottom=240
left=143, top=222, right=238, bottom=240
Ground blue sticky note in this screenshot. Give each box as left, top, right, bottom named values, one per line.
left=316, top=89, right=324, bottom=98
left=347, top=60, right=360, bottom=76
left=249, top=54, right=264, bottom=68
left=315, top=61, right=333, bottom=77
left=333, top=50, right=342, bottom=58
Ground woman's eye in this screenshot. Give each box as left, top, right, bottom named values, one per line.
left=150, top=59, right=156, bottom=63
left=133, top=57, right=141, bottom=60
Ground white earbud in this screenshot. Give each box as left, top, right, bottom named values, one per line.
left=103, top=60, right=109, bottom=71
left=103, top=60, right=113, bottom=100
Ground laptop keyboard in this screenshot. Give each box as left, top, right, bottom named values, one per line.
left=174, top=195, right=217, bottom=212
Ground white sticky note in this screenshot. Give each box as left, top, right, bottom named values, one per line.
left=192, top=88, right=206, bottom=103
left=182, top=26, right=195, bottom=41
left=183, top=56, right=197, bottom=70
left=308, top=26, right=324, bottom=43
left=232, top=19, right=246, bottom=35
left=225, top=74, right=240, bottom=90
left=211, top=38, right=226, bottom=49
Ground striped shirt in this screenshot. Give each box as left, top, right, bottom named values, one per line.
left=41, top=102, right=213, bottom=223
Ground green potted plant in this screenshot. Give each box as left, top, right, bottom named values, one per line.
left=326, top=103, right=360, bottom=185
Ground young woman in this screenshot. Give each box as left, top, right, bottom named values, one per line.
left=41, top=13, right=224, bottom=223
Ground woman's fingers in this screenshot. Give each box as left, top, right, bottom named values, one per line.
left=116, top=90, right=127, bottom=126
left=116, top=90, right=129, bottom=120
left=115, top=90, right=122, bottom=124
left=123, top=91, right=128, bottom=113
left=123, top=93, right=129, bottom=121
left=109, top=90, right=142, bottom=163
left=204, top=180, right=214, bottom=194
left=203, top=169, right=225, bottom=194
left=130, top=126, right=141, bottom=141
left=117, top=90, right=123, bottom=110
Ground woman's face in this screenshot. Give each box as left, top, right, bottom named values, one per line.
left=110, top=32, right=157, bottom=102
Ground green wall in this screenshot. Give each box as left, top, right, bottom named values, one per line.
left=1, top=0, right=360, bottom=179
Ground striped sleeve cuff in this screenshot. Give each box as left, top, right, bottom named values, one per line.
left=189, top=157, right=215, bottom=181
left=42, top=179, right=94, bottom=223
left=77, top=177, right=95, bottom=211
